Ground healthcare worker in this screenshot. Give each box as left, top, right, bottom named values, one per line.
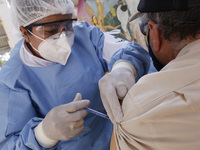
left=99, top=0, right=200, bottom=149
left=0, top=0, right=150, bottom=149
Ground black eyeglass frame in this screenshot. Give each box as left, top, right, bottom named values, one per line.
left=139, top=21, right=148, bottom=36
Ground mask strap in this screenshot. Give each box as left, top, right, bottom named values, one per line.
left=27, top=30, right=45, bottom=41
left=147, top=33, right=164, bottom=71
left=27, top=30, right=44, bottom=53
left=29, top=42, right=40, bottom=53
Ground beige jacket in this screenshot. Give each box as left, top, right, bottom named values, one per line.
left=114, top=39, right=200, bottom=150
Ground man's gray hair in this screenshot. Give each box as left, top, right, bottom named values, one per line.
left=142, top=7, right=200, bottom=41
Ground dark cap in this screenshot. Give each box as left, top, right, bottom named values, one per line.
left=129, top=0, right=200, bottom=21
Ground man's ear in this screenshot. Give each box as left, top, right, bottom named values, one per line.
left=20, top=26, right=31, bottom=43
left=148, top=21, right=161, bottom=52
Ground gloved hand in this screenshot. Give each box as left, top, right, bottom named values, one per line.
left=99, top=67, right=135, bottom=123
left=35, top=93, right=90, bottom=148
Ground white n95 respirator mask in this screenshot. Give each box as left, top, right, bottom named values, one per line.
left=29, top=31, right=74, bottom=65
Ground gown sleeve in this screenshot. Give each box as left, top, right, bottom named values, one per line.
left=0, top=82, right=54, bottom=149
left=88, top=22, right=151, bottom=80
left=108, top=41, right=151, bottom=81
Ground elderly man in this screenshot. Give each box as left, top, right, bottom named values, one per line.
left=0, top=0, right=152, bottom=149
left=99, top=0, right=200, bottom=149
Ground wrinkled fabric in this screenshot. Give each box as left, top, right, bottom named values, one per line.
left=0, top=21, right=151, bottom=150
left=113, top=39, right=200, bottom=150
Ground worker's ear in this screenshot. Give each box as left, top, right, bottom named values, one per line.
left=148, top=21, right=161, bottom=52
left=20, top=26, right=31, bottom=43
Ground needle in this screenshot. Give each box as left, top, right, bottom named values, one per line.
left=85, top=107, right=109, bottom=119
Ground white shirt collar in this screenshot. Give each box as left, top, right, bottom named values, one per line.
left=20, top=41, right=54, bottom=67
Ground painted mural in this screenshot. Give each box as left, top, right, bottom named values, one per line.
left=73, top=0, right=146, bottom=48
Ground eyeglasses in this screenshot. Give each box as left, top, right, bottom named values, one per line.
left=139, top=21, right=150, bottom=46
left=139, top=21, right=148, bottom=36
left=26, top=18, right=77, bottom=39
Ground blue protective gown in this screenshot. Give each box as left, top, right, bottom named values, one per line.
left=0, top=21, right=150, bottom=150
